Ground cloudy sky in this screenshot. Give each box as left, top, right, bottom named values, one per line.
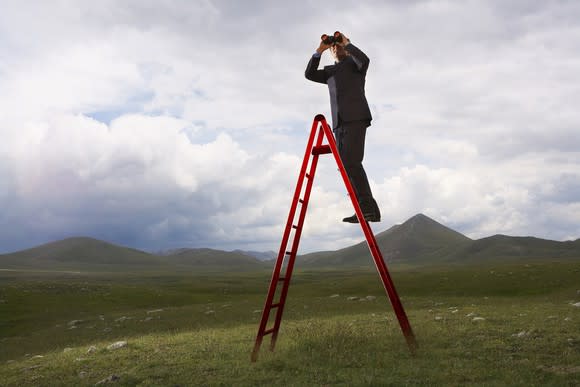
left=1, top=0, right=579, bottom=254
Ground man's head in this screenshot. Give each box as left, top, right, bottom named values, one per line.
left=330, top=44, right=348, bottom=62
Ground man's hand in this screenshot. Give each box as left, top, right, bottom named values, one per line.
left=316, top=40, right=332, bottom=54
left=337, top=32, right=351, bottom=47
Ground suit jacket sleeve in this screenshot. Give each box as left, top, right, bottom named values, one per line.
left=345, top=43, right=370, bottom=76
left=305, top=55, right=328, bottom=84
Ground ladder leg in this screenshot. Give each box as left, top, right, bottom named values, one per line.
left=268, top=125, right=326, bottom=351
left=318, top=117, right=418, bottom=355
left=367, top=233, right=418, bottom=353
left=251, top=118, right=324, bottom=361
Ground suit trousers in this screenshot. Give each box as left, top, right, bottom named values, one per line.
left=333, top=120, right=380, bottom=214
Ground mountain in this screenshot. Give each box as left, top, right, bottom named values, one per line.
left=2, top=215, right=579, bottom=272
left=0, top=237, right=165, bottom=271
left=452, top=234, right=580, bottom=262
left=0, top=238, right=267, bottom=272
left=299, top=214, right=580, bottom=267
left=299, top=213, right=472, bottom=266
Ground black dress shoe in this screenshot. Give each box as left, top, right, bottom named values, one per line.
left=342, top=212, right=381, bottom=223
left=342, top=214, right=359, bottom=223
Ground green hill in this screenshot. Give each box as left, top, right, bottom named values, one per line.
left=2, top=214, right=579, bottom=272
left=299, top=213, right=472, bottom=267
left=452, top=234, right=580, bottom=262
left=298, top=214, right=580, bottom=267
left=0, top=237, right=164, bottom=271
left=0, top=238, right=268, bottom=272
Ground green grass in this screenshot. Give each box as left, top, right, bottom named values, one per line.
left=1, top=262, right=579, bottom=385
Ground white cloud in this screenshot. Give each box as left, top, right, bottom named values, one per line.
left=1, top=1, right=579, bottom=253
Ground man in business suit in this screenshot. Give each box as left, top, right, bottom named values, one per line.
left=305, top=32, right=381, bottom=223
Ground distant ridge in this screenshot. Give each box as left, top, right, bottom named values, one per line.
left=375, top=213, right=472, bottom=261
left=1, top=214, right=579, bottom=272
left=299, top=214, right=580, bottom=267
left=453, top=234, right=580, bottom=262
left=0, top=237, right=164, bottom=270
left=0, top=238, right=267, bottom=272
left=299, top=213, right=472, bottom=266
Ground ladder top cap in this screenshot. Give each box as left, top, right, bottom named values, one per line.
left=314, top=114, right=326, bottom=122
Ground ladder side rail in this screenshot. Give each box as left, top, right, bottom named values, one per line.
left=318, top=118, right=417, bottom=353
left=251, top=118, right=320, bottom=361
left=269, top=125, right=326, bottom=350
left=274, top=117, right=322, bottom=281
left=365, top=232, right=418, bottom=352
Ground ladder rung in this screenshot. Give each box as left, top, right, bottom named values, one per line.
left=278, top=277, right=286, bottom=282
left=263, top=328, right=275, bottom=336
left=305, top=173, right=311, bottom=179
left=312, top=145, right=332, bottom=155
left=285, top=251, right=293, bottom=255
left=271, top=303, right=281, bottom=308
left=292, top=225, right=299, bottom=229
left=298, top=199, right=304, bottom=204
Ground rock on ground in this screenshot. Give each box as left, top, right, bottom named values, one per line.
left=107, top=341, right=127, bottom=350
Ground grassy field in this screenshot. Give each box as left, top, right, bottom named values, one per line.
left=1, top=261, right=579, bottom=386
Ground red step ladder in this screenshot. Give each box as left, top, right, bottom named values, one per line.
left=251, top=114, right=417, bottom=362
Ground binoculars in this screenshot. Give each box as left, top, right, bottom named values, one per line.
left=321, top=31, right=343, bottom=45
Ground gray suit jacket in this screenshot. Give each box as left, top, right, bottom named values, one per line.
left=305, top=43, right=372, bottom=129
